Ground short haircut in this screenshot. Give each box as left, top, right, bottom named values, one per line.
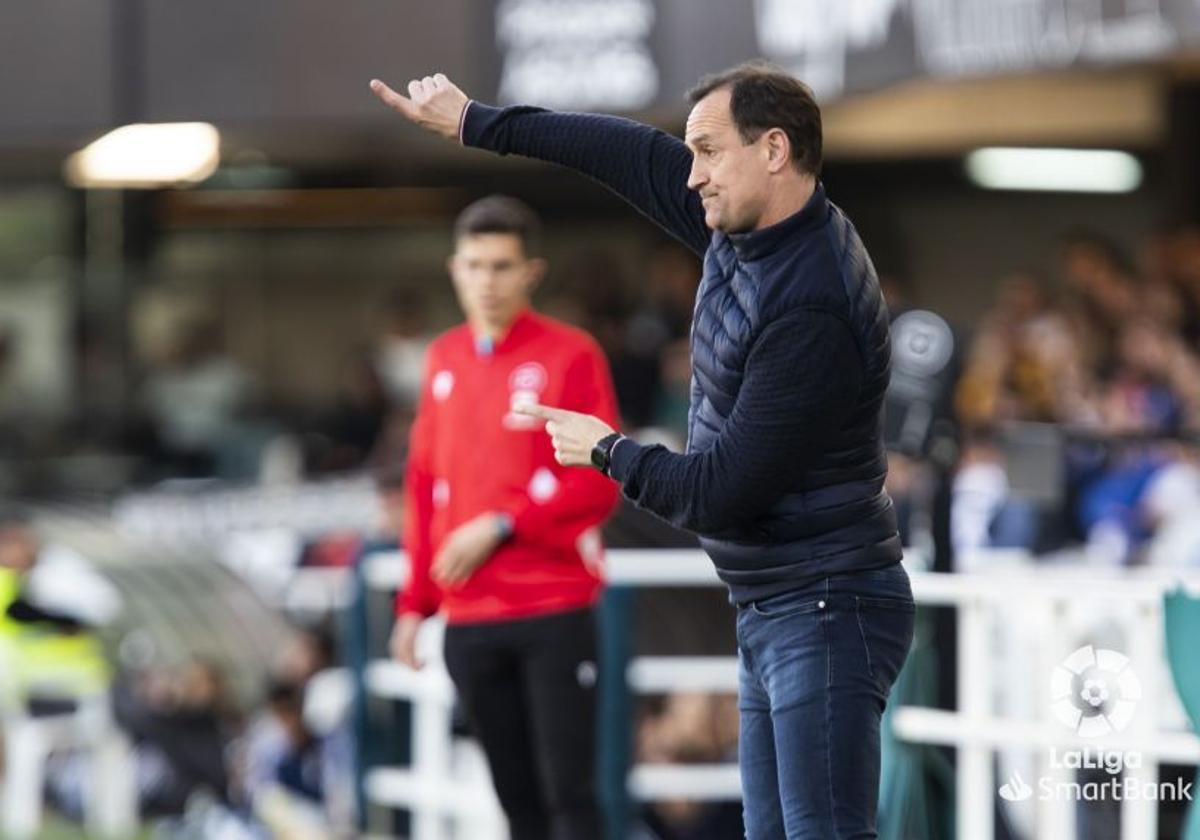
left=453, top=195, right=542, bottom=256
left=687, top=61, right=823, bottom=176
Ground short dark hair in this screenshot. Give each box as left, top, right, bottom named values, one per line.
left=453, top=195, right=542, bottom=256
left=687, top=62, right=823, bottom=176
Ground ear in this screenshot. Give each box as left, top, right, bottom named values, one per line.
left=525, top=257, right=548, bottom=292
left=763, top=128, right=791, bottom=174
left=446, top=254, right=457, bottom=277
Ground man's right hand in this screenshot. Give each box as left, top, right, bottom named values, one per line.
left=369, top=74, right=469, bottom=141
left=389, top=613, right=424, bottom=670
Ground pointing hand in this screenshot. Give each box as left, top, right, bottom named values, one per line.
left=369, top=73, right=469, bottom=141
left=514, top=403, right=616, bottom=468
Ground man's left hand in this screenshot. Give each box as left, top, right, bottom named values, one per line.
left=513, top=404, right=615, bottom=467
left=432, top=513, right=506, bottom=586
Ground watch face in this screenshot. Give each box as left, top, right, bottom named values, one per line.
left=591, top=443, right=607, bottom=470
left=591, top=434, right=618, bottom=471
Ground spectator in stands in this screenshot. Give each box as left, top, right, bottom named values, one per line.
left=1058, top=232, right=1137, bottom=355
left=388, top=196, right=620, bottom=839
left=139, top=318, right=259, bottom=477
left=634, top=693, right=743, bottom=839
left=375, top=288, right=433, bottom=412
left=566, top=249, right=656, bottom=428
left=623, top=244, right=701, bottom=429
left=0, top=511, right=109, bottom=710
left=1102, top=317, right=1188, bottom=435
left=0, top=512, right=85, bottom=634
left=233, top=625, right=354, bottom=835
left=308, top=349, right=388, bottom=473
left=107, top=661, right=237, bottom=815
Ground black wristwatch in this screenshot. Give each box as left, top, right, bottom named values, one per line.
left=590, top=433, right=623, bottom=475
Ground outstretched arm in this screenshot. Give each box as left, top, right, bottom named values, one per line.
left=370, top=74, right=709, bottom=256
left=517, top=310, right=865, bottom=536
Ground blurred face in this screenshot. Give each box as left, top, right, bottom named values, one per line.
left=448, top=233, right=543, bottom=336
left=1119, top=320, right=1171, bottom=377
left=180, top=662, right=222, bottom=710
left=0, top=525, right=38, bottom=574
left=685, top=88, right=775, bottom=234
left=997, top=273, right=1045, bottom=322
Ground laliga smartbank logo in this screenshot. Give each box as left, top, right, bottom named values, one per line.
left=1050, top=645, right=1141, bottom=737
left=997, top=646, right=1193, bottom=804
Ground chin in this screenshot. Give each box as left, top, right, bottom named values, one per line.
left=708, top=212, right=739, bottom=234
left=715, top=219, right=752, bottom=235
left=708, top=209, right=752, bottom=235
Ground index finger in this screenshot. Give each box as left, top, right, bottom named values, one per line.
left=369, top=79, right=418, bottom=119
left=513, top=403, right=567, bottom=422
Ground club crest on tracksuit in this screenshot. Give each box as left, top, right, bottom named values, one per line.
left=503, top=362, right=549, bottom=430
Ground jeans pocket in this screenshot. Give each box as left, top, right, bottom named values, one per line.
left=854, top=595, right=915, bottom=693
left=749, top=588, right=826, bottom=618
left=857, top=595, right=916, bottom=613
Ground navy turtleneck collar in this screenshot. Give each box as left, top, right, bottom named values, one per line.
left=727, top=182, right=829, bottom=262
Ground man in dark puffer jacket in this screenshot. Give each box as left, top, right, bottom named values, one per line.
left=372, top=62, right=915, bottom=840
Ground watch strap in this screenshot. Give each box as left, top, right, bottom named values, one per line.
left=591, top=432, right=623, bottom=475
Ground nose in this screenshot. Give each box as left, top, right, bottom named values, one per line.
left=687, top=156, right=707, bottom=192
left=479, top=265, right=502, bottom=286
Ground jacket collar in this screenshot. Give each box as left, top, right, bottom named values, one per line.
left=473, top=308, right=535, bottom=357
left=727, top=182, right=829, bottom=262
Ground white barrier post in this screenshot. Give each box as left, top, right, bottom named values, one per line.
left=2, top=716, right=45, bottom=838
left=958, top=594, right=993, bottom=840
left=1124, top=598, right=1162, bottom=840
left=1036, top=597, right=1075, bottom=840
left=412, top=619, right=452, bottom=840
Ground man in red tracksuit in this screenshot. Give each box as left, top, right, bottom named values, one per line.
left=389, top=195, right=620, bottom=840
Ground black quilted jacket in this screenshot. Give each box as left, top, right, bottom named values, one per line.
left=462, top=102, right=902, bottom=602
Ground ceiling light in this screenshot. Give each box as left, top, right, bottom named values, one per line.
left=65, top=123, right=220, bottom=189
left=965, top=147, right=1142, bottom=194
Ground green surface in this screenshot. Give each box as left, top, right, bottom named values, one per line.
left=2, top=814, right=152, bottom=840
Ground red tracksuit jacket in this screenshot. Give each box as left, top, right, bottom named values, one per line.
left=396, top=309, right=621, bottom=624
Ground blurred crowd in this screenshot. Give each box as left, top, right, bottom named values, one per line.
left=4, top=224, right=1190, bottom=578
left=1, top=512, right=355, bottom=838
left=949, top=225, right=1200, bottom=569
left=7, top=224, right=1200, bottom=837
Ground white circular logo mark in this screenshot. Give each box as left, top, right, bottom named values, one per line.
left=527, top=467, right=559, bottom=502
left=509, top=362, right=548, bottom=395
left=1050, top=645, right=1141, bottom=738
left=432, top=370, right=455, bottom=401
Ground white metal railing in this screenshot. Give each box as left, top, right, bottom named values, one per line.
left=899, top=557, right=1200, bottom=840
left=357, top=548, right=1200, bottom=840
left=0, top=694, right=137, bottom=839
left=364, top=630, right=507, bottom=840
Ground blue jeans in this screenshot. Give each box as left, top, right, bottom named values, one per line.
left=736, top=562, right=915, bottom=839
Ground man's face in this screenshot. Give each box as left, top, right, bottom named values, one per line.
left=448, top=233, right=541, bottom=333
left=0, top=525, right=38, bottom=574
left=685, top=87, right=772, bottom=234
